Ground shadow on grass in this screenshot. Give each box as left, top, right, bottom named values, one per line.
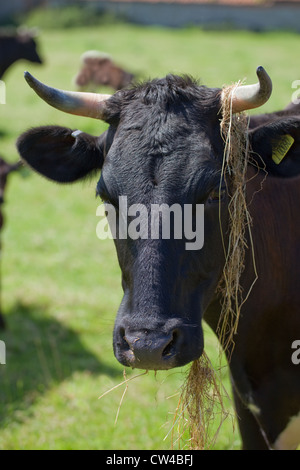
left=0, top=301, right=120, bottom=426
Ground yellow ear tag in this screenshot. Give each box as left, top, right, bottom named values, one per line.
left=272, top=134, right=295, bottom=165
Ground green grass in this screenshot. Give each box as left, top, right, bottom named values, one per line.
left=0, top=15, right=299, bottom=450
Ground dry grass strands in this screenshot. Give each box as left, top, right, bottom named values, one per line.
left=170, top=352, right=232, bottom=450
left=98, top=370, right=148, bottom=425
left=217, top=81, right=257, bottom=355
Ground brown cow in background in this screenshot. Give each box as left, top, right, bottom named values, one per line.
left=74, top=51, right=134, bottom=92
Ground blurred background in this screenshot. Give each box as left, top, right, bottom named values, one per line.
left=0, top=0, right=299, bottom=450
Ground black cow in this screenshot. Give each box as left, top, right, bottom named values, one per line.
left=0, top=29, right=42, bottom=79
left=0, top=157, right=20, bottom=328
left=16, top=68, right=300, bottom=450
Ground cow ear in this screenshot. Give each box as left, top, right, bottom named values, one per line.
left=16, top=125, right=105, bottom=183
left=249, top=118, right=300, bottom=177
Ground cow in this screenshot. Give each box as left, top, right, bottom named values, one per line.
left=0, top=157, right=21, bottom=328
left=0, top=29, right=43, bottom=80
left=74, top=51, right=134, bottom=91
left=16, top=67, right=300, bottom=450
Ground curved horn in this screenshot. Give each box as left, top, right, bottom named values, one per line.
left=24, top=71, right=111, bottom=120
left=224, top=66, right=272, bottom=113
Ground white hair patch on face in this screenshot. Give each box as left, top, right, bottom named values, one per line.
left=71, top=129, right=83, bottom=138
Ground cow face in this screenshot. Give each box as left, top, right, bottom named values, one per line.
left=18, top=77, right=230, bottom=370
left=17, top=70, right=278, bottom=370
left=97, top=79, right=229, bottom=369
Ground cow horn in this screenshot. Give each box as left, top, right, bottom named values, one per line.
left=225, top=66, right=272, bottom=113
left=24, top=71, right=111, bottom=120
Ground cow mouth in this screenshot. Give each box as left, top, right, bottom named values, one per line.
left=114, top=325, right=203, bottom=371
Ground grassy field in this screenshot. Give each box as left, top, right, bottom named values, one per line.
left=0, top=12, right=299, bottom=450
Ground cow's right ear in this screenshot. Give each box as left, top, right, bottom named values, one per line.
left=16, top=125, right=105, bottom=183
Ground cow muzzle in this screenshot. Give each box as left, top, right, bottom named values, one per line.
left=113, top=321, right=203, bottom=370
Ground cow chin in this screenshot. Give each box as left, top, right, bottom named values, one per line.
left=113, top=319, right=204, bottom=371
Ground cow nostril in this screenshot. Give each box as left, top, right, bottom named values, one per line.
left=117, top=327, right=129, bottom=352
left=119, top=327, right=129, bottom=348
left=117, top=327, right=136, bottom=364
left=162, top=329, right=178, bottom=358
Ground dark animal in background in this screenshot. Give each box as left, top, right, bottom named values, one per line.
left=17, top=68, right=300, bottom=450
left=0, top=158, right=20, bottom=329
left=0, top=28, right=43, bottom=79
left=74, top=51, right=134, bottom=91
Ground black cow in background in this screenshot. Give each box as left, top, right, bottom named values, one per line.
left=0, top=157, right=20, bottom=328
left=0, top=28, right=43, bottom=80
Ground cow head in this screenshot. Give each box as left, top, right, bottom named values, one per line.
left=18, top=67, right=299, bottom=371
left=17, top=29, right=43, bottom=66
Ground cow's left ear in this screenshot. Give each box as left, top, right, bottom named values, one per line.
left=249, top=118, right=300, bottom=177
left=16, top=125, right=105, bottom=183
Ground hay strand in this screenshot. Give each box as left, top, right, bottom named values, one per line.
left=217, top=82, right=257, bottom=355
left=98, top=370, right=148, bottom=425
left=171, top=352, right=233, bottom=450
left=98, top=370, right=148, bottom=400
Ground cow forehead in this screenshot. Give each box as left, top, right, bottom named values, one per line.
left=109, top=100, right=219, bottom=164
left=100, top=77, right=223, bottom=200
left=105, top=75, right=222, bottom=136
left=99, top=126, right=221, bottom=206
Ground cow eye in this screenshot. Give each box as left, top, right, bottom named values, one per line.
left=207, top=187, right=226, bottom=204
left=96, top=176, right=118, bottom=208
left=101, top=195, right=118, bottom=210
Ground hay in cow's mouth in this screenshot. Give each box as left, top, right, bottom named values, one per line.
left=170, top=352, right=233, bottom=450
